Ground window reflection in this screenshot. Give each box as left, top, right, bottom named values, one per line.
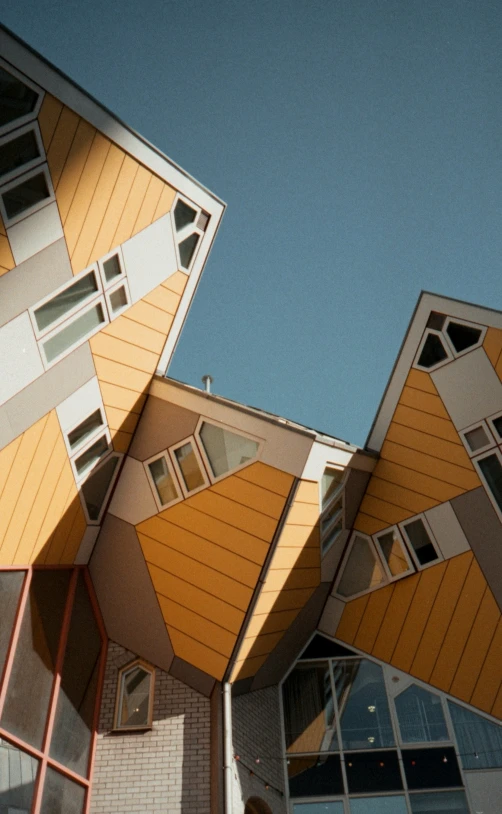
left=283, top=662, right=337, bottom=753
left=0, top=737, right=38, bottom=811
left=335, top=659, right=395, bottom=750
left=448, top=701, right=502, bottom=769
left=395, top=685, right=448, bottom=744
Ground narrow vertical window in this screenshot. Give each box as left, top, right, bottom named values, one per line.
left=115, top=660, right=154, bottom=730
left=172, top=440, right=206, bottom=493
left=148, top=456, right=180, bottom=506
left=401, top=518, right=439, bottom=567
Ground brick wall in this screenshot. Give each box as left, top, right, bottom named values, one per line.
left=231, top=687, right=286, bottom=814
left=90, top=641, right=211, bottom=814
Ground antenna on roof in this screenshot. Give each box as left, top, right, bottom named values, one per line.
left=201, top=374, right=213, bottom=394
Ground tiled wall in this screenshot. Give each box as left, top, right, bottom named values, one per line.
left=91, top=641, right=211, bottom=814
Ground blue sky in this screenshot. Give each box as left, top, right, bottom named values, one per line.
left=4, top=1, right=502, bottom=446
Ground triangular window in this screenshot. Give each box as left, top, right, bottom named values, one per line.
left=395, top=685, right=448, bottom=743
left=446, top=320, right=482, bottom=353
left=448, top=700, right=502, bottom=769
left=417, top=332, right=448, bottom=369
left=199, top=422, right=259, bottom=478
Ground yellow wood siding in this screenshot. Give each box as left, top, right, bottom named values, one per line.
left=38, top=94, right=176, bottom=276
left=0, top=410, right=86, bottom=566
left=484, top=326, right=502, bottom=382
left=89, top=272, right=188, bottom=454
left=0, top=213, right=14, bottom=278
left=231, top=479, right=321, bottom=682
left=354, top=370, right=480, bottom=534
left=135, top=462, right=294, bottom=681
left=335, top=552, right=502, bottom=716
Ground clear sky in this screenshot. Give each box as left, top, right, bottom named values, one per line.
left=4, top=1, right=502, bottom=446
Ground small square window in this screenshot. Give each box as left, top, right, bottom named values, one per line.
left=102, top=253, right=122, bottom=284
left=400, top=518, right=440, bottom=568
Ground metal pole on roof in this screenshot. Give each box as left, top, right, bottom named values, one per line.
left=202, top=374, right=213, bottom=393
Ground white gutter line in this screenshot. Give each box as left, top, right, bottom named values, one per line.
left=223, top=682, right=233, bottom=814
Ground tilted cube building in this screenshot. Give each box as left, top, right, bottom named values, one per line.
left=0, top=25, right=501, bottom=814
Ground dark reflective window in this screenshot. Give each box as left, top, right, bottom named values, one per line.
left=402, top=747, right=462, bottom=789
left=178, top=232, right=200, bottom=268
left=81, top=454, right=119, bottom=521
left=288, top=754, right=344, bottom=797
left=0, top=66, right=38, bottom=128
left=409, top=790, right=470, bottom=814
left=300, top=635, right=355, bottom=660
left=2, top=171, right=50, bottom=219
left=426, top=312, right=446, bottom=331
left=335, top=659, right=395, bottom=749
left=40, top=767, right=86, bottom=814
left=1, top=570, right=70, bottom=748
left=118, top=664, right=152, bottom=728
left=49, top=573, right=101, bottom=777
left=0, top=737, right=39, bottom=810
left=446, top=321, right=482, bottom=353
left=402, top=519, right=438, bottom=566
left=283, top=662, right=337, bottom=753
left=448, top=701, right=502, bottom=769
left=395, top=685, right=449, bottom=743
left=0, top=129, right=40, bottom=179
left=174, top=198, right=196, bottom=231
left=478, top=454, right=502, bottom=512
left=417, top=333, right=447, bottom=368
left=0, top=570, right=24, bottom=679
left=345, top=751, right=402, bottom=793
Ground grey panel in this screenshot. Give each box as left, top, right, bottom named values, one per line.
left=344, top=468, right=372, bottom=529
left=128, top=395, right=199, bottom=461
left=431, top=347, right=502, bottom=430
left=0, top=238, right=72, bottom=328
left=89, top=514, right=174, bottom=672
left=464, top=770, right=502, bottom=813
left=0, top=343, right=95, bottom=450
left=169, top=656, right=216, bottom=698
left=250, top=583, right=331, bottom=691
left=451, top=487, right=502, bottom=611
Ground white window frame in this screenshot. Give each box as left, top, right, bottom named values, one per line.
left=104, top=275, right=131, bottom=319
left=38, top=296, right=109, bottom=370
left=413, top=329, right=453, bottom=373
left=194, top=416, right=263, bottom=484
left=472, top=446, right=502, bottom=523
left=71, top=428, right=113, bottom=484
left=0, top=162, right=55, bottom=226
left=171, top=193, right=206, bottom=272
left=79, top=451, right=123, bottom=525
left=144, top=451, right=184, bottom=511
left=459, top=419, right=497, bottom=458
left=29, top=264, right=104, bottom=340
left=373, top=525, right=415, bottom=582
left=113, top=658, right=155, bottom=731
left=168, top=435, right=210, bottom=498
left=0, top=121, right=45, bottom=185
left=97, top=245, right=126, bottom=290
left=399, top=514, right=443, bottom=571
left=0, top=57, right=43, bottom=138
left=442, top=316, right=486, bottom=359
left=333, top=532, right=389, bottom=601
left=63, top=406, right=107, bottom=458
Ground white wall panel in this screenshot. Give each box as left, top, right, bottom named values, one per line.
left=7, top=202, right=64, bottom=265
left=121, top=214, right=178, bottom=304
left=56, top=376, right=103, bottom=435
left=425, top=501, right=471, bottom=560
left=431, top=347, right=502, bottom=430
left=0, top=312, right=44, bottom=407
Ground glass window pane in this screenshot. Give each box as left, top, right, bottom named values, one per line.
left=395, top=685, right=449, bottom=743
left=409, top=791, right=470, bottom=814
left=148, top=457, right=179, bottom=505
left=0, top=66, right=38, bottom=128
left=119, top=665, right=152, bottom=727
left=321, top=467, right=344, bottom=509
left=102, top=253, right=122, bottom=283
left=1, top=570, right=70, bottom=749
left=288, top=755, right=344, bottom=798
left=345, top=751, right=402, bottom=793
left=492, top=415, right=502, bottom=440
left=81, top=455, right=119, bottom=521
left=478, top=453, right=502, bottom=512
left=350, top=796, right=407, bottom=814
left=109, top=284, right=128, bottom=313
left=300, top=635, right=355, bottom=660
left=402, top=519, right=438, bottom=566
left=74, top=435, right=109, bottom=476
left=294, top=803, right=344, bottom=814
left=448, top=700, right=502, bottom=769
left=174, top=442, right=205, bottom=492
left=0, top=738, right=39, bottom=811
left=402, top=747, right=462, bottom=789
left=35, top=271, right=99, bottom=332
left=178, top=232, right=199, bottom=268
left=50, top=573, right=102, bottom=777
left=174, top=199, right=197, bottom=231
left=446, top=322, right=482, bottom=353
left=0, top=570, right=25, bottom=679
left=418, top=334, right=447, bottom=368
left=43, top=302, right=105, bottom=363
left=464, top=425, right=490, bottom=452
left=199, top=422, right=259, bottom=478
left=376, top=530, right=410, bottom=576
left=40, top=767, right=86, bottom=814
left=337, top=536, right=385, bottom=597
left=0, top=129, right=40, bottom=179
left=321, top=510, right=343, bottom=555
left=321, top=497, right=343, bottom=537
left=2, top=171, right=50, bottom=219
left=282, top=662, right=337, bottom=753
left=67, top=409, right=104, bottom=451
left=334, top=658, right=395, bottom=749
left=426, top=312, right=446, bottom=331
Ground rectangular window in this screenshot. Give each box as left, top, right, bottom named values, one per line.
left=171, top=439, right=207, bottom=495
left=476, top=451, right=502, bottom=514
left=67, top=409, right=104, bottom=452
left=0, top=125, right=43, bottom=183
left=41, top=301, right=107, bottom=365
left=0, top=165, right=52, bottom=223
left=400, top=517, right=440, bottom=568
left=33, top=270, right=100, bottom=334
left=80, top=453, right=121, bottom=523
left=74, top=434, right=110, bottom=478
left=105, top=278, right=130, bottom=317
left=147, top=455, right=181, bottom=507
left=374, top=528, right=413, bottom=578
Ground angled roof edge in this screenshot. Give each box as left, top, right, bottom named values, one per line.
left=366, top=291, right=502, bottom=453
left=0, top=24, right=226, bottom=216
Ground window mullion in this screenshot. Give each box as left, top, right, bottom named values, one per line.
left=0, top=567, right=32, bottom=718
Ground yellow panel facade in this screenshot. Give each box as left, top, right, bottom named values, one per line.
left=135, top=462, right=294, bottom=680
